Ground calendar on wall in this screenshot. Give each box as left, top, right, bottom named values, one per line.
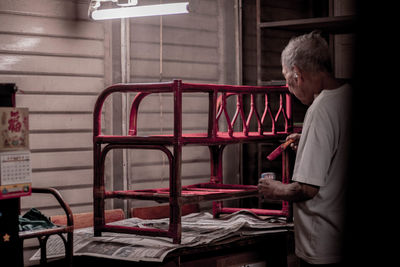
left=0, top=107, right=31, bottom=200
left=0, top=151, right=32, bottom=199
left=0, top=151, right=31, bottom=185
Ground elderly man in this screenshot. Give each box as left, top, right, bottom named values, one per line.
left=258, top=31, right=351, bottom=266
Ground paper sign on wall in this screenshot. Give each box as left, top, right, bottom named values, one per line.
left=0, top=107, right=29, bottom=151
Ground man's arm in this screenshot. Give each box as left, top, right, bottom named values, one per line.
left=257, top=179, right=319, bottom=202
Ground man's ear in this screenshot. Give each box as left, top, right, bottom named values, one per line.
left=293, top=65, right=303, bottom=83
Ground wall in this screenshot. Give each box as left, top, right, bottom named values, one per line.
left=127, top=0, right=217, bottom=206
left=106, top=0, right=241, bottom=211
left=0, top=0, right=110, bottom=264
left=0, top=0, right=239, bottom=264
left=0, top=0, right=109, bottom=214
left=333, top=0, right=356, bottom=79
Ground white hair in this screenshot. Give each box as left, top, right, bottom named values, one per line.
left=281, top=31, right=332, bottom=74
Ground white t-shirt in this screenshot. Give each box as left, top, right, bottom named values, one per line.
left=292, top=84, right=351, bottom=264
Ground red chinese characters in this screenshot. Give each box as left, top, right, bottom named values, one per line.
left=8, top=111, right=21, bottom=133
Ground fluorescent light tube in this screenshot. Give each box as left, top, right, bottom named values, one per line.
left=91, top=2, right=189, bottom=20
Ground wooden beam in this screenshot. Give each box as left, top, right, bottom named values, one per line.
left=259, top=15, right=356, bottom=34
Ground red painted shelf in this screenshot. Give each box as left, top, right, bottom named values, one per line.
left=93, top=80, right=293, bottom=244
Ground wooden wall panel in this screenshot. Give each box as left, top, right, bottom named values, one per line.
left=0, top=0, right=237, bottom=263
left=0, top=13, right=103, bottom=39
left=130, top=59, right=218, bottom=81
left=29, top=133, right=92, bottom=150
left=135, top=93, right=209, bottom=113
left=136, top=113, right=208, bottom=132
left=125, top=0, right=223, bottom=209
left=0, top=0, right=107, bottom=220
left=131, top=25, right=219, bottom=48
left=0, top=0, right=237, bottom=229
left=16, top=95, right=97, bottom=112
left=334, top=0, right=356, bottom=79
left=0, top=1, right=109, bottom=264
left=242, top=1, right=257, bottom=85
left=131, top=43, right=218, bottom=63
left=0, top=54, right=103, bottom=76
left=30, top=169, right=93, bottom=188
left=128, top=161, right=210, bottom=188
left=31, top=151, right=92, bottom=170
left=0, top=34, right=104, bottom=57
left=22, top=187, right=93, bottom=209
left=29, top=114, right=93, bottom=131
left=0, top=75, right=104, bottom=93
left=0, top=0, right=89, bottom=19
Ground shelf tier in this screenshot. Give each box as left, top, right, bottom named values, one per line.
left=95, top=132, right=288, bottom=146
left=104, top=183, right=259, bottom=205
left=259, top=15, right=356, bottom=34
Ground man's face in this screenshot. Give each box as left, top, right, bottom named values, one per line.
left=282, top=65, right=297, bottom=93
left=282, top=65, right=314, bottom=106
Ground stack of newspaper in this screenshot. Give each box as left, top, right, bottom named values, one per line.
left=31, top=210, right=292, bottom=263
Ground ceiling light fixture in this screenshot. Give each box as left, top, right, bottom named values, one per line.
left=89, top=0, right=189, bottom=20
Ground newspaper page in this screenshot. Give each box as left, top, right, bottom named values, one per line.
left=31, top=210, right=292, bottom=263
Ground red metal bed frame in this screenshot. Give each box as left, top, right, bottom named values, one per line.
left=93, top=80, right=293, bottom=244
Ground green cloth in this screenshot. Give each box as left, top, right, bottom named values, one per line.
left=19, top=208, right=55, bottom=232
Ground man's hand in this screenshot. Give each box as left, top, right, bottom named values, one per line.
left=257, top=178, right=284, bottom=200
left=286, top=133, right=301, bottom=151
left=258, top=178, right=319, bottom=202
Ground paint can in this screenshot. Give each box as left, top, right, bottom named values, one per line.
left=261, top=172, right=276, bottom=180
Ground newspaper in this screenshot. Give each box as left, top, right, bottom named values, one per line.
left=31, top=210, right=292, bottom=263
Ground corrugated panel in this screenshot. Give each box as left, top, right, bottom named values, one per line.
left=0, top=0, right=229, bottom=214
left=0, top=0, right=105, bottom=216
left=126, top=0, right=221, bottom=208
left=0, top=16, right=103, bottom=42
left=0, top=0, right=230, bottom=263
left=0, top=54, right=103, bottom=76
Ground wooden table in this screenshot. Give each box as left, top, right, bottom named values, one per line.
left=44, top=227, right=294, bottom=267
